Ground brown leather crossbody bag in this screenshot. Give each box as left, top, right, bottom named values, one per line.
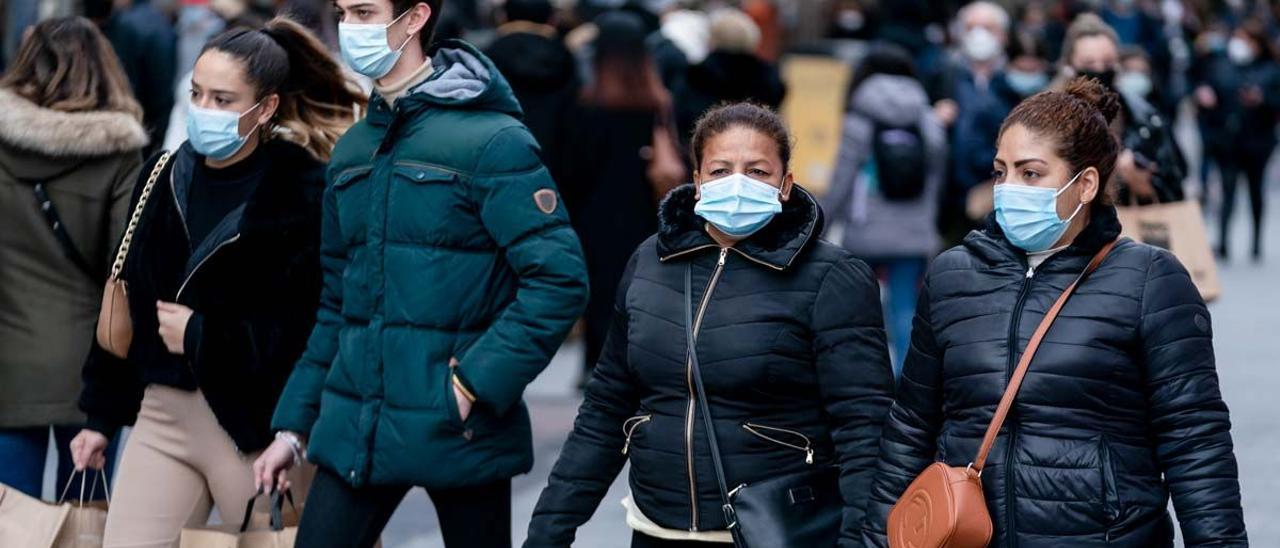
left=96, top=151, right=171, bottom=359
left=887, top=240, right=1116, bottom=548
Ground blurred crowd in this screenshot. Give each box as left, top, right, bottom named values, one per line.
left=1, top=0, right=1277, bottom=371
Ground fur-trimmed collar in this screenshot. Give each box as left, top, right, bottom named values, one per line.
left=0, top=88, right=147, bottom=157
left=656, top=183, right=824, bottom=270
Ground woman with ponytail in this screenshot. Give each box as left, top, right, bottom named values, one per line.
left=69, top=17, right=365, bottom=547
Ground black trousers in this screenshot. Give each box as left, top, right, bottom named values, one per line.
left=1214, top=148, right=1269, bottom=257
left=630, top=531, right=733, bottom=548
left=295, top=466, right=512, bottom=548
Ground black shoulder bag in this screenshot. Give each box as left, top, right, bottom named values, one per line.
left=684, top=265, right=843, bottom=548
left=31, top=182, right=102, bottom=283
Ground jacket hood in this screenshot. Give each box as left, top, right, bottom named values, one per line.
left=376, top=40, right=523, bottom=120
left=968, top=203, right=1123, bottom=266
left=850, top=74, right=931, bottom=127
left=0, top=88, right=147, bottom=160
left=656, top=183, right=824, bottom=270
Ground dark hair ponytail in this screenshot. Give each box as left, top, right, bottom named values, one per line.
left=202, top=17, right=366, bottom=161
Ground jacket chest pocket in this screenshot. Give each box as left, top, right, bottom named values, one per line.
left=385, top=163, right=480, bottom=243
left=332, top=165, right=374, bottom=244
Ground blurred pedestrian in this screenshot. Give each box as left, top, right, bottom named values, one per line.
left=862, top=76, right=1248, bottom=548
left=995, top=30, right=1052, bottom=102
left=70, top=17, right=364, bottom=546
left=935, top=1, right=1018, bottom=246
left=485, top=0, right=580, bottom=189
left=0, top=15, right=145, bottom=501
left=99, top=0, right=180, bottom=156
left=822, top=43, right=944, bottom=375
left=256, top=2, right=588, bottom=546
left=560, top=10, right=680, bottom=384
left=673, top=8, right=786, bottom=153
left=1194, top=21, right=1278, bottom=261
left=1057, top=13, right=1187, bottom=204
left=527, top=102, right=895, bottom=548
left=1115, top=46, right=1173, bottom=119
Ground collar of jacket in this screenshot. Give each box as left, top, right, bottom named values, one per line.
left=656, top=183, right=824, bottom=271
left=0, top=88, right=147, bottom=158
left=169, top=139, right=322, bottom=273
left=364, top=39, right=524, bottom=128
left=972, top=202, right=1122, bottom=265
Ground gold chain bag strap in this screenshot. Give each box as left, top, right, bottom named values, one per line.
left=887, top=240, right=1116, bottom=548
left=96, top=151, right=172, bottom=358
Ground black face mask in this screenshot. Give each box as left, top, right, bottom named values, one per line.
left=1076, top=68, right=1117, bottom=90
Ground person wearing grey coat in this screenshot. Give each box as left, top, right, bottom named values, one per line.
left=822, top=53, right=945, bottom=375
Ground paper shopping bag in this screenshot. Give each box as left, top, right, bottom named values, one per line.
left=1116, top=200, right=1221, bottom=302
left=0, top=482, right=72, bottom=548
left=181, top=490, right=298, bottom=548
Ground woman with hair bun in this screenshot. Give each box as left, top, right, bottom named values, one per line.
left=861, top=77, right=1248, bottom=547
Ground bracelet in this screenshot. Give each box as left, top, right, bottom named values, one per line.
left=451, top=373, right=477, bottom=403
left=275, top=431, right=305, bottom=465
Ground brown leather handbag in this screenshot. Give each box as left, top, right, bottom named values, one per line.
left=887, top=240, right=1116, bottom=548
left=96, top=151, right=171, bottom=358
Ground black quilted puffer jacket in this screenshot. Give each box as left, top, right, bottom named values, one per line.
left=526, top=184, right=896, bottom=547
left=861, top=205, right=1248, bottom=547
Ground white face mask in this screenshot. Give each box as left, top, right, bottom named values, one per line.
left=1227, top=37, right=1256, bottom=66
left=962, top=27, right=1002, bottom=62
left=1114, top=71, right=1153, bottom=98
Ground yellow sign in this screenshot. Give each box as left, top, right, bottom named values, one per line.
left=780, top=55, right=852, bottom=197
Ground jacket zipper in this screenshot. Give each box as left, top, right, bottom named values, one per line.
left=621, top=414, right=652, bottom=455
left=685, top=247, right=729, bottom=531
left=1003, top=267, right=1035, bottom=547
left=742, top=422, right=814, bottom=464
left=168, top=163, right=191, bottom=246
left=175, top=234, right=241, bottom=301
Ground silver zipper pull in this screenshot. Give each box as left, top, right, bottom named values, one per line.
left=718, top=248, right=728, bottom=266
left=805, top=448, right=814, bottom=465
left=1026, top=266, right=1035, bottom=278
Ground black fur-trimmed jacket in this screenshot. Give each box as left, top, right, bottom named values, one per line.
left=526, top=184, right=895, bottom=547
left=79, top=139, right=324, bottom=453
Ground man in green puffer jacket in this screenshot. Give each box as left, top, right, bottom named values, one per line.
left=255, top=1, right=588, bottom=546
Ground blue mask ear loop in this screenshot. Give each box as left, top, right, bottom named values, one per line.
left=386, top=9, right=417, bottom=54
left=236, top=100, right=265, bottom=141
left=1054, top=170, right=1087, bottom=224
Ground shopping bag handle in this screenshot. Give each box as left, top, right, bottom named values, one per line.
left=58, top=468, right=110, bottom=507
left=239, top=488, right=296, bottom=532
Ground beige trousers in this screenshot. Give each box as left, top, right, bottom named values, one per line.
left=103, top=385, right=310, bottom=548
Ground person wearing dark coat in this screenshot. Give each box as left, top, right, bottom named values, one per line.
left=101, top=0, right=179, bottom=156
left=672, top=9, right=786, bottom=152
left=526, top=103, right=895, bottom=548
left=862, top=78, right=1247, bottom=547
left=1193, top=23, right=1279, bottom=260
left=560, top=11, right=674, bottom=384
left=1057, top=13, right=1186, bottom=205
left=485, top=0, right=580, bottom=188
left=71, top=19, right=366, bottom=545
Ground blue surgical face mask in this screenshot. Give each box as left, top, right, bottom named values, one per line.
left=993, top=170, right=1085, bottom=252
left=694, top=173, right=783, bottom=237
left=186, top=101, right=261, bottom=161
left=1005, top=69, right=1049, bottom=96
left=339, top=10, right=414, bottom=79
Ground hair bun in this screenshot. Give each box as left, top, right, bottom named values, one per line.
left=1064, top=75, right=1121, bottom=124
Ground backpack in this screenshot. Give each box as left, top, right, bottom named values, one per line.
left=870, top=120, right=927, bottom=201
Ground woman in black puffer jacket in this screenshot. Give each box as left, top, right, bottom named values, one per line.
left=526, top=103, right=896, bottom=548
left=861, top=77, right=1248, bottom=547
